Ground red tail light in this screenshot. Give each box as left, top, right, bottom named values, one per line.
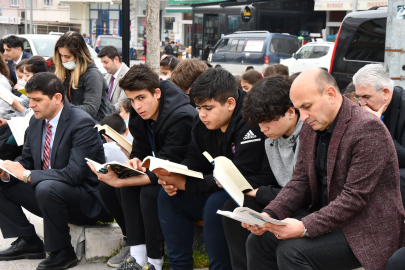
left=264, top=56, right=269, bottom=64
left=303, top=40, right=308, bottom=45
left=329, top=24, right=342, bottom=74
left=96, top=39, right=100, bottom=47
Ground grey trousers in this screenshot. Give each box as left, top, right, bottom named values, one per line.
left=246, top=227, right=361, bottom=270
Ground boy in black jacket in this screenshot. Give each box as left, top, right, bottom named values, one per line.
left=89, top=64, right=197, bottom=270
left=156, top=68, right=272, bottom=270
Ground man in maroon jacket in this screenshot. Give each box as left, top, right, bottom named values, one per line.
left=243, top=69, right=405, bottom=270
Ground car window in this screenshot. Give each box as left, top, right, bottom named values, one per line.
left=100, top=37, right=122, bottom=49
left=32, top=39, right=57, bottom=57
left=297, top=46, right=313, bottom=59
left=345, top=18, right=386, bottom=62
left=215, top=39, right=229, bottom=52
left=229, top=39, right=245, bottom=53
left=19, top=38, right=32, bottom=55
left=312, top=46, right=329, bottom=58
left=270, top=38, right=300, bottom=55
left=244, top=39, right=265, bottom=52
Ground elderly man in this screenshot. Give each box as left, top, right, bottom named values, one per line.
left=244, top=69, right=405, bottom=270
left=353, top=64, right=405, bottom=205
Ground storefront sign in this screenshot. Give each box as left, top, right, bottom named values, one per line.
left=241, top=6, right=252, bottom=23
left=0, top=17, right=21, bottom=24
left=314, top=0, right=388, bottom=11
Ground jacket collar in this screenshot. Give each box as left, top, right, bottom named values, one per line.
left=387, top=87, right=402, bottom=136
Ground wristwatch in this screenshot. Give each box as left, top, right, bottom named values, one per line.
left=303, top=226, right=310, bottom=237
left=23, top=170, right=31, bottom=183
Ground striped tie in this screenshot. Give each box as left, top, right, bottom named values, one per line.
left=42, top=121, right=52, bottom=170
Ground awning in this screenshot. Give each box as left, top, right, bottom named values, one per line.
left=314, top=0, right=387, bottom=11
left=165, top=5, right=193, bottom=13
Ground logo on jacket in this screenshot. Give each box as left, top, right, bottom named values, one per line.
left=243, top=130, right=257, bottom=140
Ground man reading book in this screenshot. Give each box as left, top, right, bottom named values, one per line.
left=88, top=64, right=197, bottom=270
left=156, top=68, right=273, bottom=270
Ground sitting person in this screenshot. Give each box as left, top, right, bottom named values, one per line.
left=244, top=69, right=405, bottom=270
left=263, top=63, right=289, bottom=78
left=353, top=64, right=405, bottom=207
left=0, top=72, right=112, bottom=270
left=387, top=247, right=405, bottom=270
left=88, top=64, right=197, bottom=270
left=222, top=75, right=304, bottom=270
left=157, top=68, right=273, bottom=270
left=240, top=70, right=263, bottom=92
left=341, top=82, right=358, bottom=104
left=118, top=99, right=133, bottom=143
left=159, top=54, right=180, bottom=80
left=170, top=58, right=209, bottom=94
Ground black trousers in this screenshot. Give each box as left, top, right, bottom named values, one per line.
left=0, top=180, right=110, bottom=252
left=98, top=181, right=127, bottom=237
left=246, top=213, right=361, bottom=270
left=119, top=184, right=164, bottom=259
left=387, top=247, right=405, bottom=270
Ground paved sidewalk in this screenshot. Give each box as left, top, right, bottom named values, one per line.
left=0, top=233, right=111, bottom=270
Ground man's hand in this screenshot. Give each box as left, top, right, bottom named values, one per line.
left=87, top=163, right=123, bottom=188
left=241, top=223, right=268, bottom=236
left=156, top=172, right=186, bottom=195
left=125, top=158, right=146, bottom=172
left=158, top=179, right=178, bottom=196
left=0, top=161, right=26, bottom=181
left=362, top=103, right=388, bottom=119
left=10, top=96, right=24, bottom=112
left=245, top=188, right=258, bottom=197
left=117, top=144, right=131, bottom=159
left=262, top=218, right=305, bottom=240
left=0, top=119, right=8, bottom=127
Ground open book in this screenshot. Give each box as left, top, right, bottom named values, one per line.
left=217, top=207, right=289, bottom=227
left=18, top=88, right=27, bottom=96
left=94, top=124, right=132, bottom=153
left=0, top=83, right=14, bottom=105
left=141, top=156, right=203, bottom=179
left=8, top=111, right=34, bottom=146
left=86, top=158, right=145, bottom=179
left=203, top=151, right=253, bottom=207
left=0, top=159, right=17, bottom=178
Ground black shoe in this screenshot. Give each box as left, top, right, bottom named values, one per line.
left=0, top=237, right=45, bottom=261
left=36, top=246, right=78, bottom=270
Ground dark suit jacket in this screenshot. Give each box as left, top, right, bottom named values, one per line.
left=7, top=51, right=32, bottom=85
left=17, top=101, right=109, bottom=220
left=385, top=86, right=405, bottom=168
left=265, top=97, right=405, bottom=270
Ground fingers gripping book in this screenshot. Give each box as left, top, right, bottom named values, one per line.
left=141, top=156, right=203, bottom=179
left=217, top=207, right=289, bottom=227
left=86, top=158, right=145, bottom=179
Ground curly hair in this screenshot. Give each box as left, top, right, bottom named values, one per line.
left=242, top=75, right=296, bottom=125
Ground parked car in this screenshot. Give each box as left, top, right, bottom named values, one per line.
left=16, top=34, right=107, bottom=74
left=208, top=31, right=300, bottom=74
left=329, top=8, right=387, bottom=90
left=280, top=42, right=335, bottom=75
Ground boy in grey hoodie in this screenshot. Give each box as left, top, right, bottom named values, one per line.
left=222, top=75, right=303, bottom=270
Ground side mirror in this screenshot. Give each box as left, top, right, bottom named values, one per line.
left=293, top=53, right=298, bottom=59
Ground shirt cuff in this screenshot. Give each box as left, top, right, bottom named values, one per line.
left=1, top=177, right=10, bottom=182
left=262, top=209, right=279, bottom=220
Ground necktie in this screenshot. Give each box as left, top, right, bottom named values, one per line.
left=108, top=76, right=115, bottom=101
left=42, top=122, right=52, bottom=170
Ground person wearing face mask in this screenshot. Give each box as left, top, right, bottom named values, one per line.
left=54, top=31, right=111, bottom=123
left=159, top=54, right=179, bottom=80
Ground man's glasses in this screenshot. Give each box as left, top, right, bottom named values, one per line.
left=354, top=88, right=382, bottom=103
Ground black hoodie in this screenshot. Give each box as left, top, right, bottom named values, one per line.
left=183, top=89, right=275, bottom=196
left=128, top=80, right=197, bottom=185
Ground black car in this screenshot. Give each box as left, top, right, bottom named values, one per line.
left=330, top=8, right=387, bottom=90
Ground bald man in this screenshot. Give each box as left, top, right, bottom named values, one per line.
left=244, top=69, right=405, bottom=270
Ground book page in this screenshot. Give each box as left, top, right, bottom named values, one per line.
left=86, top=158, right=145, bottom=179
left=217, top=207, right=288, bottom=227
left=213, top=156, right=253, bottom=206
left=8, top=111, right=34, bottom=146
left=85, top=158, right=104, bottom=172
left=94, top=124, right=132, bottom=153
left=142, top=156, right=203, bottom=179
left=0, top=84, right=14, bottom=105
left=0, top=159, right=17, bottom=178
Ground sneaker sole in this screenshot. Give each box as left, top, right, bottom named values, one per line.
left=0, top=252, right=46, bottom=261
left=107, top=261, right=119, bottom=268
left=36, top=259, right=78, bottom=270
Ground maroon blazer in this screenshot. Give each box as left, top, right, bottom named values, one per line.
left=265, top=97, right=405, bottom=270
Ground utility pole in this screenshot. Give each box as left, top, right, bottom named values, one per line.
left=122, top=0, right=130, bottom=67
left=385, top=0, right=405, bottom=88
left=145, top=0, right=160, bottom=74
left=352, top=0, right=358, bottom=12
left=24, top=0, right=27, bottom=34
left=29, top=0, right=33, bottom=34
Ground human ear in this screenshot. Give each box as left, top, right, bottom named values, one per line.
left=227, top=97, right=236, bottom=111
left=154, top=88, right=162, bottom=99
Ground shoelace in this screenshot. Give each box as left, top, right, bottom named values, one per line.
left=10, top=238, right=22, bottom=247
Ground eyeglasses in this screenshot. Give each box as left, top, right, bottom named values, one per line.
left=354, top=88, right=382, bottom=103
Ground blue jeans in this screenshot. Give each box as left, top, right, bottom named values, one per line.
left=158, top=189, right=232, bottom=270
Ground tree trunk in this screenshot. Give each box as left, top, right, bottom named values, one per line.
left=145, top=0, right=160, bottom=74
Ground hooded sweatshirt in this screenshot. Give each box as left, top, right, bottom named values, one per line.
left=128, top=80, right=197, bottom=185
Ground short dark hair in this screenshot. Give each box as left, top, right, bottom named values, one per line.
left=241, top=70, right=263, bottom=86
left=170, top=58, right=209, bottom=93
left=160, top=55, right=179, bottom=71
left=0, top=39, right=4, bottom=54
left=317, top=69, right=340, bottom=94
left=119, top=64, right=159, bottom=95
left=3, top=35, right=24, bottom=50
left=101, top=113, right=127, bottom=135
left=98, top=46, right=121, bottom=62
left=243, top=76, right=296, bottom=125
left=190, top=68, right=238, bottom=105
left=120, top=99, right=131, bottom=113
left=24, top=56, right=49, bottom=74
left=263, top=64, right=289, bottom=77
left=26, top=73, right=65, bottom=102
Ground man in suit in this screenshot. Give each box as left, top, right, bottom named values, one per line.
left=0, top=73, right=112, bottom=270
left=244, top=69, right=405, bottom=270
left=98, top=46, right=128, bottom=112
left=353, top=64, right=405, bottom=207
left=2, top=35, right=32, bottom=86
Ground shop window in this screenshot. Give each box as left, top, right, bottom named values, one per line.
left=215, top=38, right=229, bottom=52
left=244, top=40, right=265, bottom=52
left=345, top=19, right=385, bottom=63
left=270, top=38, right=300, bottom=55
left=44, top=0, right=52, bottom=7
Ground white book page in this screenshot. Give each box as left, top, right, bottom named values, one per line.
left=85, top=158, right=103, bottom=172
left=0, top=159, right=17, bottom=178
left=8, top=111, right=34, bottom=146
left=217, top=207, right=288, bottom=227
left=0, top=84, right=14, bottom=105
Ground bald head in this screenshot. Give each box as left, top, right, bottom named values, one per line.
left=290, top=68, right=343, bottom=131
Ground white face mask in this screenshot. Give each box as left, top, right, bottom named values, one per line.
left=161, top=75, right=170, bottom=81
left=62, top=59, right=76, bottom=70
left=17, top=79, right=26, bottom=87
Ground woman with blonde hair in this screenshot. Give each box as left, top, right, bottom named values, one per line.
left=54, top=31, right=111, bottom=122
